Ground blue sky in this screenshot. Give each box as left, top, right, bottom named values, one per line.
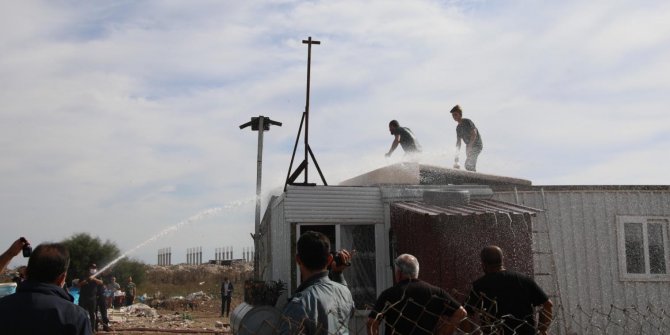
left=2, top=0, right=669, bottom=267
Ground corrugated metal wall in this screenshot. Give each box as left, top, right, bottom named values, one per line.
left=267, top=186, right=384, bottom=303
left=268, top=195, right=289, bottom=287
left=494, top=189, right=670, bottom=335
left=284, top=186, right=384, bottom=223
left=390, top=206, right=534, bottom=300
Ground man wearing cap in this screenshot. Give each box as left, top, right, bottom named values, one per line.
left=450, top=105, right=483, bottom=171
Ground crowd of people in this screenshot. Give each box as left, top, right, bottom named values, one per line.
left=0, top=237, right=145, bottom=334
left=1, top=232, right=552, bottom=335
left=386, top=104, right=484, bottom=172
left=278, top=231, right=553, bottom=335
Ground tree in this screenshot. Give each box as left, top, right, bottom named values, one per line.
left=61, top=233, right=145, bottom=286
left=110, top=258, right=147, bottom=288
left=61, top=233, right=120, bottom=280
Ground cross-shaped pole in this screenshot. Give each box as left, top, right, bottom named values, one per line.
left=284, top=36, right=328, bottom=190
left=302, top=37, right=320, bottom=184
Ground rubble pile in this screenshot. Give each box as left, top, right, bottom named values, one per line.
left=120, top=303, right=159, bottom=318
left=102, top=263, right=252, bottom=332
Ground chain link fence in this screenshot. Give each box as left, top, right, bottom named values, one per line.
left=236, top=290, right=670, bottom=335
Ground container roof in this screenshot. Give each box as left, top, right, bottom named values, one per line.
left=392, top=199, right=541, bottom=217
left=339, top=162, right=532, bottom=187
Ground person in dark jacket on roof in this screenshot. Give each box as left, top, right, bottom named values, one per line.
left=0, top=243, right=92, bottom=335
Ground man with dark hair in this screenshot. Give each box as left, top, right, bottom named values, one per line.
left=106, top=276, right=121, bottom=308
left=450, top=105, right=483, bottom=171
left=0, top=243, right=92, bottom=335
left=279, top=231, right=355, bottom=335
left=386, top=120, right=421, bottom=157
left=125, top=275, right=137, bottom=306
left=220, top=277, right=233, bottom=317
left=368, top=254, right=467, bottom=335
left=463, top=246, right=553, bottom=335
left=78, top=263, right=104, bottom=332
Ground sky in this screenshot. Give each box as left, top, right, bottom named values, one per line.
left=2, top=0, right=669, bottom=267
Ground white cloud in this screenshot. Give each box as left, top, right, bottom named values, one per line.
left=1, top=0, right=668, bottom=266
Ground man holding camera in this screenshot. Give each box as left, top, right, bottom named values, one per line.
left=0, top=243, right=92, bottom=335
left=279, top=231, right=355, bottom=335
left=0, top=237, right=31, bottom=273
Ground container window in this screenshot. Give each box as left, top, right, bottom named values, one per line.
left=618, top=216, right=670, bottom=281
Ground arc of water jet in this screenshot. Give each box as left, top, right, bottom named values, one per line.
left=93, top=197, right=255, bottom=277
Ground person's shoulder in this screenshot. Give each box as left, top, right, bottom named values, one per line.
left=420, top=280, right=450, bottom=295
left=284, top=291, right=310, bottom=313
left=408, top=279, right=436, bottom=289
left=375, top=285, right=395, bottom=301
left=463, top=118, right=476, bottom=125
left=71, top=302, right=90, bottom=316
left=472, top=272, right=499, bottom=286
left=503, top=270, right=531, bottom=279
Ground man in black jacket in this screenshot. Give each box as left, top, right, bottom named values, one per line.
left=78, top=263, right=104, bottom=332
left=0, top=243, right=92, bottom=335
left=368, top=254, right=466, bottom=335
left=463, top=246, right=553, bottom=335
left=220, top=277, right=233, bottom=317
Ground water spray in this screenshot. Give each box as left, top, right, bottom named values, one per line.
left=92, top=197, right=255, bottom=277
left=452, top=144, right=461, bottom=169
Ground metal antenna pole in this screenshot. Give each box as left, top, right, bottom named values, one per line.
left=240, top=116, right=282, bottom=279
left=255, top=116, right=265, bottom=233
left=284, top=36, right=327, bottom=189
left=303, top=37, right=320, bottom=183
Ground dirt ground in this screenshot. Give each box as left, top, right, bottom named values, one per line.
left=2, top=263, right=252, bottom=334
left=99, top=296, right=244, bottom=335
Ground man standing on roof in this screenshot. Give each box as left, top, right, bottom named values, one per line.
left=386, top=120, right=421, bottom=157
left=451, top=105, right=483, bottom=171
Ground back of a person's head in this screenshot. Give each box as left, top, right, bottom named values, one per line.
left=297, top=231, right=331, bottom=271
left=480, top=245, right=504, bottom=267
left=394, top=254, right=420, bottom=278
left=389, top=120, right=399, bottom=128
left=26, top=243, right=70, bottom=283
